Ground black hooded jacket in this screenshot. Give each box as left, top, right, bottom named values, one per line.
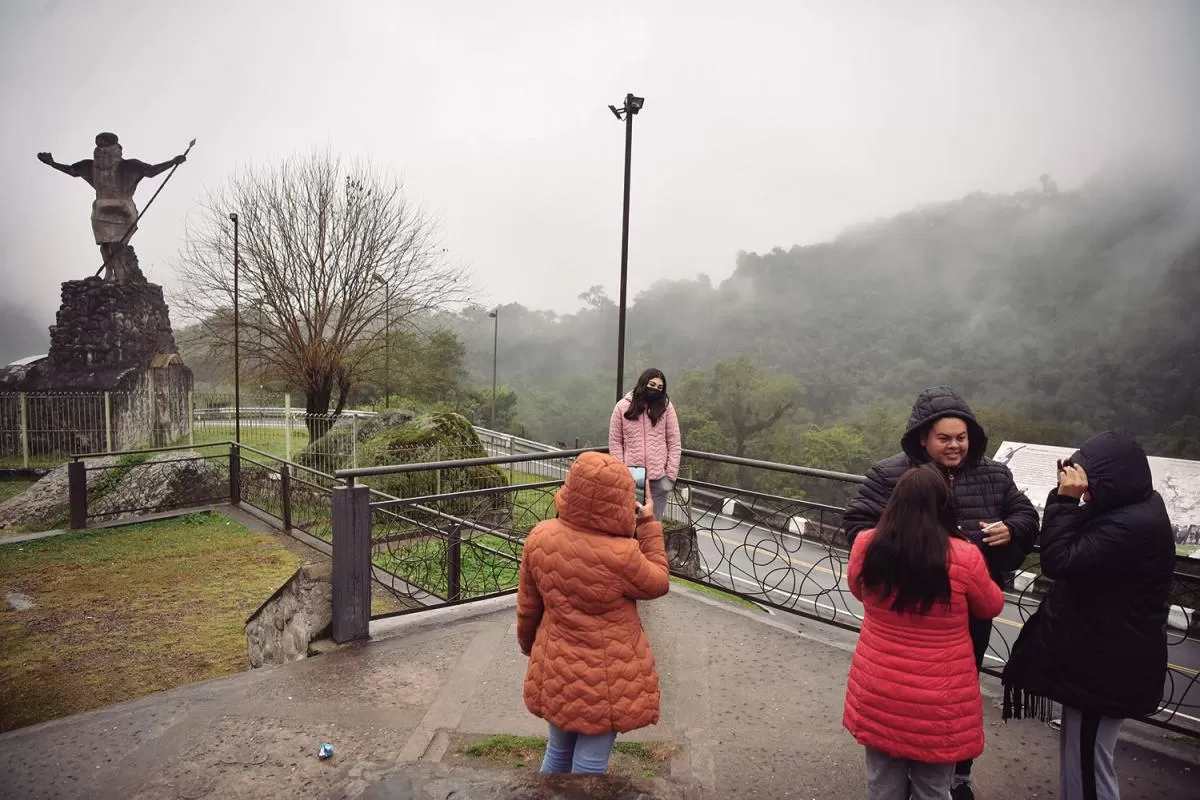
left=1001, top=430, right=1175, bottom=720
left=842, top=386, right=1039, bottom=582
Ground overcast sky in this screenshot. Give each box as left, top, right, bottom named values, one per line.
left=2, top=0, right=1197, bottom=332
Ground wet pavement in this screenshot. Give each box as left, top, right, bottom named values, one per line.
left=0, top=587, right=1197, bottom=799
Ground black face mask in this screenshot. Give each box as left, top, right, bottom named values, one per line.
left=644, top=388, right=663, bottom=402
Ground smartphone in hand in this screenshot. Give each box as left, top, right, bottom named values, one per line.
left=628, top=466, right=647, bottom=506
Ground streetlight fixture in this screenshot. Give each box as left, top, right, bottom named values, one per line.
left=608, top=92, right=644, bottom=401
left=228, top=212, right=241, bottom=444
left=488, top=307, right=499, bottom=428
left=371, top=272, right=390, bottom=409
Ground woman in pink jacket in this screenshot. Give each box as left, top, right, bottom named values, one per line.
left=844, top=464, right=1004, bottom=800
left=609, top=368, right=681, bottom=515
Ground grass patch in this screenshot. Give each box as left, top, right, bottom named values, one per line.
left=373, top=533, right=521, bottom=599
left=512, top=484, right=559, bottom=531
left=0, top=455, right=70, bottom=469
left=670, top=576, right=762, bottom=611
left=0, top=480, right=35, bottom=504
left=454, top=732, right=676, bottom=777
left=182, top=423, right=310, bottom=461
left=0, top=511, right=304, bottom=732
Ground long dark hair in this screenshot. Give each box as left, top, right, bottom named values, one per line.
left=624, top=368, right=669, bottom=425
left=859, top=464, right=956, bottom=614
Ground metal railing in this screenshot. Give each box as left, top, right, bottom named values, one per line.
left=52, top=424, right=1200, bottom=736
left=2, top=391, right=116, bottom=468
left=66, top=443, right=232, bottom=527
left=324, top=445, right=1200, bottom=737
left=0, top=389, right=544, bottom=472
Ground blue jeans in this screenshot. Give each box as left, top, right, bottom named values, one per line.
left=540, top=724, right=617, bottom=774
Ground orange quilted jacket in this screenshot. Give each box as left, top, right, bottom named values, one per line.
left=517, top=451, right=671, bottom=734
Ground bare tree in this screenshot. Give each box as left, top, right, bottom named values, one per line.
left=176, top=150, right=467, bottom=436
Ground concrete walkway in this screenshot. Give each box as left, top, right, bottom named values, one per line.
left=0, top=589, right=1197, bottom=799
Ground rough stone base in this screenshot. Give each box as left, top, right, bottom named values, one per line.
left=664, top=525, right=702, bottom=579
left=245, top=562, right=334, bottom=668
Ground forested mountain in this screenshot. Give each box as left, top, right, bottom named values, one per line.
left=453, top=172, right=1200, bottom=462
left=173, top=171, right=1199, bottom=470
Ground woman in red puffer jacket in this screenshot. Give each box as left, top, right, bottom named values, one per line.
left=844, top=464, right=1004, bottom=800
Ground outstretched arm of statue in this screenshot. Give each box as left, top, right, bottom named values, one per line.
left=37, top=152, right=78, bottom=177
left=143, top=153, right=187, bottom=178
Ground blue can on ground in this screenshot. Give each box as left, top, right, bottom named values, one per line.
left=317, top=743, right=334, bottom=760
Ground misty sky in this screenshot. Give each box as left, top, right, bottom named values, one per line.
left=2, top=0, right=1198, bottom=344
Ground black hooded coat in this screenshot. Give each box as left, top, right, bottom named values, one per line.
left=1001, top=430, right=1175, bottom=720
left=842, top=386, right=1039, bottom=584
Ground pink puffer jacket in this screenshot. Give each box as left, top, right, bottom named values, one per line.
left=843, top=530, right=1004, bottom=764
left=608, top=395, right=681, bottom=481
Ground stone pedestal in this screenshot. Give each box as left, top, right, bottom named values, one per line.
left=0, top=246, right=194, bottom=453
left=48, top=277, right=176, bottom=369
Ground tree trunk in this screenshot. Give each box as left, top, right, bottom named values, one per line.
left=305, top=376, right=335, bottom=441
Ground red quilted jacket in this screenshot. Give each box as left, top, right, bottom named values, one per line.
left=843, top=530, right=1004, bottom=763
left=517, top=452, right=671, bottom=734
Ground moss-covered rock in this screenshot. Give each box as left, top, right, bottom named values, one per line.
left=299, top=411, right=508, bottom=500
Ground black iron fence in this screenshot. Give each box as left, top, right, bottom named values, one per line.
left=671, top=450, right=1200, bottom=737
left=329, top=446, right=1200, bottom=737
left=66, top=443, right=232, bottom=527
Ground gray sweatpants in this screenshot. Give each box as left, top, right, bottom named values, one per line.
left=1060, top=706, right=1124, bottom=800
left=864, top=747, right=953, bottom=800
left=649, top=476, right=673, bottom=520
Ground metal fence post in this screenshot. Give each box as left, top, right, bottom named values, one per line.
left=229, top=444, right=241, bottom=506
left=351, top=414, right=359, bottom=469
left=435, top=442, right=442, bottom=495
left=446, top=523, right=462, bottom=601
left=18, top=392, right=29, bottom=469
left=68, top=459, right=87, bottom=529
left=104, top=392, right=114, bottom=453
left=284, top=393, right=292, bottom=461
left=279, top=464, right=292, bottom=532
left=186, top=390, right=193, bottom=447
left=332, top=483, right=371, bottom=642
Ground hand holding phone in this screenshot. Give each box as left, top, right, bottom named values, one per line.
left=628, top=466, right=647, bottom=506
left=637, top=491, right=656, bottom=520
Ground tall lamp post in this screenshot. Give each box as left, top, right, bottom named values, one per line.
left=488, top=307, right=499, bottom=428
left=608, top=92, right=644, bottom=401
left=371, top=272, right=390, bottom=409
left=228, top=212, right=241, bottom=444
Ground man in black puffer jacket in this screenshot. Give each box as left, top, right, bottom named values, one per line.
left=842, top=386, right=1039, bottom=800
left=1002, top=430, right=1174, bottom=800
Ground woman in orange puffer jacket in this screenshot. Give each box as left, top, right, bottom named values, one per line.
left=844, top=464, right=1004, bottom=800
left=517, top=451, right=671, bottom=774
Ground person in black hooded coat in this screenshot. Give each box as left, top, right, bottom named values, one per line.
left=841, top=386, right=1039, bottom=800
left=1002, top=430, right=1174, bottom=800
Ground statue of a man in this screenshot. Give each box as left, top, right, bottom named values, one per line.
left=37, top=132, right=186, bottom=274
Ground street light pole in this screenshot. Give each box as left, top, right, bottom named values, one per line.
left=608, top=92, right=644, bottom=402
left=372, top=273, right=390, bottom=409
left=229, top=212, right=241, bottom=444
left=488, top=308, right=499, bottom=428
